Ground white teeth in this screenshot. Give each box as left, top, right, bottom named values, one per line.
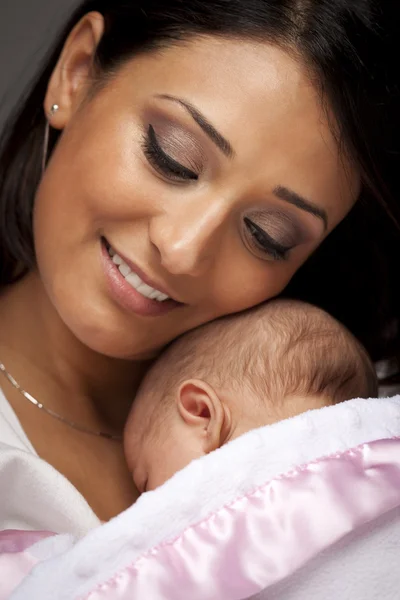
left=156, top=293, right=169, bottom=302
left=149, top=289, right=161, bottom=300
left=136, top=283, right=156, bottom=298
left=119, top=263, right=131, bottom=278
left=149, top=290, right=168, bottom=301
left=125, top=272, right=141, bottom=288
left=108, top=246, right=170, bottom=302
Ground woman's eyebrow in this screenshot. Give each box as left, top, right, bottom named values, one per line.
left=273, top=185, right=328, bottom=230
left=154, top=94, right=328, bottom=229
left=154, top=93, right=234, bottom=158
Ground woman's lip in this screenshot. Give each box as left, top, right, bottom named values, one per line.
left=106, top=239, right=178, bottom=302
left=101, top=241, right=182, bottom=317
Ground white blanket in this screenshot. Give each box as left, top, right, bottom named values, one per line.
left=7, top=396, right=400, bottom=600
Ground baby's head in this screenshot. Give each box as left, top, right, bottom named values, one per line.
left=124, top=299, right=377, bottom=493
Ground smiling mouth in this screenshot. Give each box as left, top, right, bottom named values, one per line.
left=104, top=240, right=171, bottom=303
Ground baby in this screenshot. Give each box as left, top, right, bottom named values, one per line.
left=124, top=299, right=378, bottom=493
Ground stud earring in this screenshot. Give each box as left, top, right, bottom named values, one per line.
left=42, top=104, right=60, bottom=173
left=50, top=103, right=59, bottom=117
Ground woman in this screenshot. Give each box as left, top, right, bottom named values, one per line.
left=0, top=0, right=399, bottom=533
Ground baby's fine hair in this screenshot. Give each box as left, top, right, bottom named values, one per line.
left=142, top=299, right=378, bottom=408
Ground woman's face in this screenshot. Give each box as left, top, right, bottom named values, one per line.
left=35, top=18, right=359, bottom=359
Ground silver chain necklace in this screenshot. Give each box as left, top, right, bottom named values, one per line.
left=0, top=361, right=122, bottom=441
left=0, top=112, right=120, bottom=442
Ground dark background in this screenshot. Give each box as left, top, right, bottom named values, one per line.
left=0, top=0, right=79, bottom=125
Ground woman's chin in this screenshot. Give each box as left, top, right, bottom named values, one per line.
left=74, top=319, right=162, bottom=360
left=53, top=299, right=163, bottom=360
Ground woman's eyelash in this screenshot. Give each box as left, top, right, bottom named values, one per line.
left=142, top=125, right=199, bottom=181
left=142, top=130, right=290, bottom=260
left=244, top=218, right=290, bottom=261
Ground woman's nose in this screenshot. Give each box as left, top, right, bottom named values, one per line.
left=149, top=198, right=230, bottom=276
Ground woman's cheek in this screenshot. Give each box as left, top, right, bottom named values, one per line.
left=207, top=261, right=294, bottom=317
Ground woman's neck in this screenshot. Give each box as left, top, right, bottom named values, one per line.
left=0, top=271, right=151, bottom=432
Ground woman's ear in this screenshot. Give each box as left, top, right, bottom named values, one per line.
left=177, top=379, right=232, bottom=453
left=44, top=12, right=105, bottom=129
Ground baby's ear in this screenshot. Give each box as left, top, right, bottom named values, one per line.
left=177, top=380, right=231, bottom=453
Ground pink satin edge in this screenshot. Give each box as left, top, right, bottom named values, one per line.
left=84, top=437, right=400, bottom=600
left=0, top=530, right=53, bottom=600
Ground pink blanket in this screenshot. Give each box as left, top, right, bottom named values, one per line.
left=3, top=397, right=400, bottom=600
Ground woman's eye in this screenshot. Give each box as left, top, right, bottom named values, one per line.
left=142, top=125, right=199, bottom=182
left=244, top=217, right=290, bottom=261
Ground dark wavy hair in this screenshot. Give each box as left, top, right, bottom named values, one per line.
left=1, top=0, right=400, bottom=378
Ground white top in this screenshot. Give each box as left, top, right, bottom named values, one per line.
left=0, top=388, right=101, bottom=536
